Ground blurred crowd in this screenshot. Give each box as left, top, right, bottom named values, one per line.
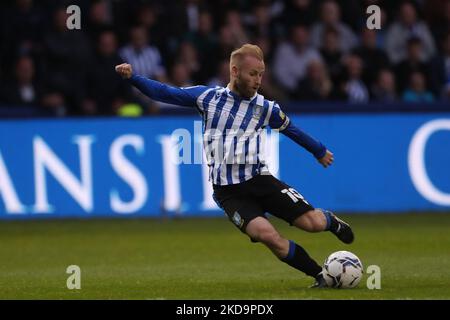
left=0, top=0, right=449, bottom=117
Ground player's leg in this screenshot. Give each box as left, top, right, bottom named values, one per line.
left=213, top=185, right=324, bottom=283
left=292, top=209, right=355, bottom=244
left=290, top=208, right=327, bottom=232
left=256, top=175, right=354, bottom=244
left=245, top=217, right=323, bottom=280
left=245, top=216, right=289, bottom=257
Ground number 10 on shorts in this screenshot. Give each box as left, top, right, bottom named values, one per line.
left=281, top=188, right=310, bottom=205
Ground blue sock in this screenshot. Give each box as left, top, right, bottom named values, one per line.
left=280, top=240, right=322, bottom=278
left=281, top=240, right=296, bottom=262
left=321, top=209, right=339, bottom=232
left=322, top=209, right=332, bottom=231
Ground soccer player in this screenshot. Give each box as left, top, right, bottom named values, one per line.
left=115, top=44, right=354, bottom=288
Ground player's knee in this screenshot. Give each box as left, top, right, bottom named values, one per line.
left=301, top=210, right=327, bottom=232
left=256, top=229, right=284, bottom=250
left=312, top=209, right=327, bottom=231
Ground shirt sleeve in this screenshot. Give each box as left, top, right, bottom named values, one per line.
left=282, top=122, right=327, bottom=159
left=269, top=102, right=326, bottom=159
left=268, top=102, right=291, bottom=131
left=128, top=75, right=209, bottom=111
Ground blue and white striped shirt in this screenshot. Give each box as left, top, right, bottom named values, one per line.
left=129, top=75, right=327, bottom=186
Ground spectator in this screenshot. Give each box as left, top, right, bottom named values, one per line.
left=187, top=10, right=216, bottom=53
left=119, top=25, right=168, bottom=114
left=310, top=0, right=358, bottom=53
left=136, top=4, right=164, bottom=49
left=338, top=0, right=362, bottom=32
left=184, top=11, right=218, bottom=82
left=259, top=69, right=289, bottom=103
left=2, top=56, right=42, bottom=106
left=209, top=0, right=241, bottom=27
left=169, top=61, right=194, bottom=87
left=296, top=59, right=336, bottom=101
left=223, top=10, right=250, bottom=47
left=83, top=31, right=131, bottom=115
left=174, top=41, right=201, bottom=82
left=353, top=28, right=390, bottom=86
left=430, top=32, right=450, bottom=98
left=372, top=6, right=389, bottom=49
left=339, top=54, right=370, bottom=103
left=371, top=69, right=398, bottom=102
left=246, top=2, right=275, bottom=40
left=182, top=0, right=202, bottom=32
left=319, top=26, right=343, bottom=85
left=1, top=55, right=67, bottom=116
left=207, top=60, right=229, bottom=87
left=211, top=26, right=237, bottom=68
left=402, top=71, right=435, bottom=103
left=282, top=0, right=317, bottom=29
left=385, top=1, right=436, bottom=64
left=119, top=25, right=167, bottom=82
left=155, top=61, right=194, bottom=113
left=273, top=24, right=322, bottom=96
left=41, top=92, right=67, bottom=117
left=424, top=0, right=450, bottom=46
left=0, top=0, right=46, bottom=70
left=161, top=0, right=204, bottom=48
left=254, top=35, right=273, bottom=63
left=395, top=37, right=432, bottom=94
left=43, top=7, right=93, bottom=115
left=86, top=0, right=114, bottom=43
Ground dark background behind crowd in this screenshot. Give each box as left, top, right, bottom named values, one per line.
left=0, top=0, right=448, bottom=117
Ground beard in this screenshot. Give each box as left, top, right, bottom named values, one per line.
left=235, top=75, right=254, bottom=99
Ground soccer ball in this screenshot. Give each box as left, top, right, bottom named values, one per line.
left=322, top=251, right=363, bottom=288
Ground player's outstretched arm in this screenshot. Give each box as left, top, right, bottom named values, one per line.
left=115, top=63, right=207, bottom=109
left=268, top=103, right=333, bottom=168
left=282, top=123, right=334, bottom=168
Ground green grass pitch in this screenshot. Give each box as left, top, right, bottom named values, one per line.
left=0, top=213, right=449, bottom=299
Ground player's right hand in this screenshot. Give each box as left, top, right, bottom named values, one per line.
left=115, top=63, right=133, bottom=79
left=318, top=150, right=334, bottom=168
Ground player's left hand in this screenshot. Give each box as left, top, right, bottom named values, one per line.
left=318, top=150, right=334, bottom=168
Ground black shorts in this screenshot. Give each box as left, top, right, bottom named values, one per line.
left=212, top=174, right=314, bottom=237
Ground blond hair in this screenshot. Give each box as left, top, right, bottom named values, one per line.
left=230, top=44, right=264, bottom=69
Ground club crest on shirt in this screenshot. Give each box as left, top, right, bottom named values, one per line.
left=213, top=89, right=224, bottom=101
left=232, top=211, right=244, bottom=228
left=252, top=104, right=263, bottom=119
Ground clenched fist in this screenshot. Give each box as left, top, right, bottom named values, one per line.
left=318, top=150, right=334, bottom=168
left=115, top=63, right=133, bottom=79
